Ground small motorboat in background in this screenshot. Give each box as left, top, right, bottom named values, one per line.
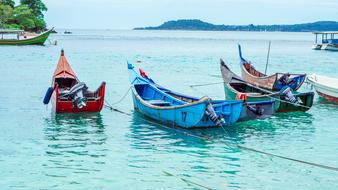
left=64, top=30, right=72, bottom=34
left=238, top=44, right=306, bottom=91
left=312, top=32, right=338, bottom=51
left=307, top=74, right=338, bottom=103
left=0, top=28, right=53, bottom=45
left=43, top=50, right=105, bottom=113
left=128, top=62, right=243, bottom=128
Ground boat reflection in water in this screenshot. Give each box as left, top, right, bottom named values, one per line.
left=129, top=110, right=315, bottom=148
left=43, top=113, right=107, bottom=177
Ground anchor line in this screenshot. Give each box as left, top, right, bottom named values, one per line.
left=103, top=104, right=210, bottom=140
left=107, top=86, right=132, bottom=106
left=103, top=84, right=337, bottom=172
left=163, top=171, right=214, bottom=190
left=105, top=101, right=338, bottom=172
left=189, top=82, right=224, bottom=88
left=218, top=125, right=338, bottom=172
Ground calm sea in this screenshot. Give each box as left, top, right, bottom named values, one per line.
left=0, top=30, right=337, bottom=189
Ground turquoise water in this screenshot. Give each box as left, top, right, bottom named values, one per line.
left=0, top=30, right=337, bottom=189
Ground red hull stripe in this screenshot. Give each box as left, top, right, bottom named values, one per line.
left=317, top=91, right=338, bottom=103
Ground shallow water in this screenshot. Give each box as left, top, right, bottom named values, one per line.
left=0, top=30, right=337, bottom=189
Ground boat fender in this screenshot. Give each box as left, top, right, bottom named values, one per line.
left=279, top=86, right=299, bottom=105
left=236, top=93, right=247, bottom=102
left=43, top=87, right=54, bottom=104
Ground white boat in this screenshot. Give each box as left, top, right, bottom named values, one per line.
left=312, top=44, right=322, bottom=50
left=321, top=44, right=338, bottom=51
left=307, top=74, right=338, bottom=103
left=312, top=31, right=338, bottom=51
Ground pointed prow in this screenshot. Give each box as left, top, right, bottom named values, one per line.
left=238, top=44, right=244, bottom=61
left=61, top=49, right=64, bottom=56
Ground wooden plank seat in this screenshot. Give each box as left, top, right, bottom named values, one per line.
left=146, top=99, right=171, bottom=106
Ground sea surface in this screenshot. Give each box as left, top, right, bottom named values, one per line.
left=0, top=30, right=337, bottom=189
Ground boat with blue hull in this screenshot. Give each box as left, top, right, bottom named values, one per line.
left=128, top=63, right=243, bottom=128
left=138, top=67, right=276, bottom=122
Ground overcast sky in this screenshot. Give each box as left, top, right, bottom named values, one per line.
left=35, top=0, right=338, bottom=29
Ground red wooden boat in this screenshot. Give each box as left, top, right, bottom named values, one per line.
left=46, top=50, right=105, bottom=113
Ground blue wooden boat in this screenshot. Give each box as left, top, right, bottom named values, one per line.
left=128, top=63, right=243, bottom=128
left=138, top=67, right=276, bottom=122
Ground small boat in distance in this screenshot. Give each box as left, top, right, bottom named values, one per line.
left=220, top=60, right=314, bottom=112
left=238, top=44, right=306, bottom=91
left=312, top=31, right=338, bottom=51
left=43, top=50, right=106, bottom=113
left=0, top=28, right=53, bottom=45
left=128, top=62, right=243, bottom=128
left=307, top=74, right=338, bottom=103
left=138, top=67, right=275, bottom=122
left=64, top=31, right=72, bottom=34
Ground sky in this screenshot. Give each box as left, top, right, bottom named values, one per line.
left=24, top=0, right=338, bottom=29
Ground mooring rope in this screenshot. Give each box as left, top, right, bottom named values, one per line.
left=163, top=171, right=214, bottom=190
left=102, top=84, right=337, bottom=173
left=103, top=103, right=209, bottom=140
left=104, top=101, right=338, bottom=172
left=218, top=125, right=338, bottom=172
left=107, top=86, right=132, bottom=106
left=189, top=82, right=224, bottom=88
left=189, top=81, right=312, bottom=109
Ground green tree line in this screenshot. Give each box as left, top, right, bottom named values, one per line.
left=0, top=0, right=47, bottom=31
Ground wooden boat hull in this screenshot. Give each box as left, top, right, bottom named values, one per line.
left=128, top=63, right=242, bottom=128
left=221, top=60, right=313, bottom=112
left=307, top=74, right=338, bottom=103
left=223, top=84, right=279, bottom=110
left=0, top=29, right=52, bottom=45
left=132, top=92, right=209, bottom=128
left=239, top=101, right=276, bottom=122
left=278, top=92, right=314, bottom=112
left=51, top=82, right=105, bottom=113
left=238, top=44, right=306, bottom=91
left=223, top=84, right=313, bottom=112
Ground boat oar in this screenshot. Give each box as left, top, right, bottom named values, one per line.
left=189, top=82, right=224, bottom=88
left=264, top=40, right=271, bottom=75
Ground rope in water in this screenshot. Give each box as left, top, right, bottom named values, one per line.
left=189, top=82, right=224, bottom=88
left=218, top=125, right=338, bottom=172
left=103, top=85, right=338, bottom=173
left=107, top=86, right=132, bottom=106
left=103, top=87, right=210, bottom=140
left=163, top=171, right=214, bottom=190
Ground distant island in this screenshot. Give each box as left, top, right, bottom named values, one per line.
left=134, top=19, right=338, bottom=32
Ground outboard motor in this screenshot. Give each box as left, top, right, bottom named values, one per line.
left=205, top=103, right=226, bottom=127
left=67, top=82, right=88, bottom=109
left=278, top=73, right=295, bottom=86
left=246, top=104, right=263, bottom=115
left=279, top=86, right=300, bottom=105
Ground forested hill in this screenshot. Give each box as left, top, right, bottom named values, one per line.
left=0, top=0, right=47, bottom=32
left=134, top=19, right=338, bottom=32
